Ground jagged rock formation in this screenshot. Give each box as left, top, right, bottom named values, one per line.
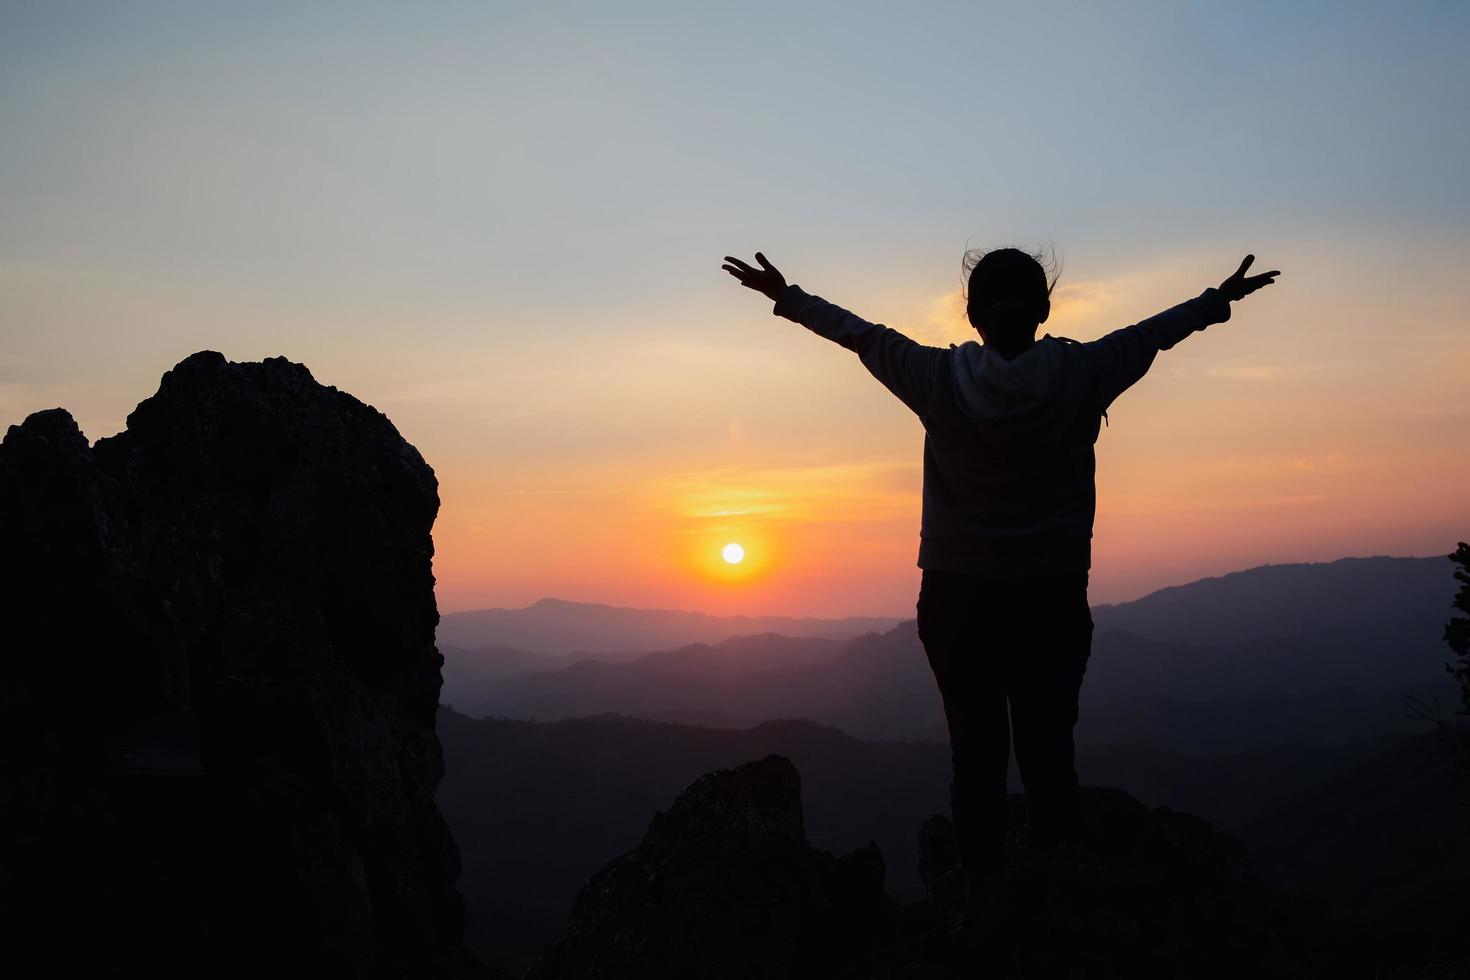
left=528, top=755, right=891, bottom=980
left=531, top=755, right=1298, bottom=980
left=0, top=353, right=483, bottom=978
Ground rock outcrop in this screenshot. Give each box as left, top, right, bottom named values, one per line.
left=0, top=353, right=481, bottom=978
left=531, top=755, right=1298, bottom=980
left=528, top=755, right=891, bottom=980
left=915, top=791, right=1290, bottom=979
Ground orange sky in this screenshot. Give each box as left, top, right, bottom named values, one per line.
left=415, top=238, right=1469, bottom=616
left=3, top=235, right=1465, bottom=618
left=3, top=5, right=1466, bottom=618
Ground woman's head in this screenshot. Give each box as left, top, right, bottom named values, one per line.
left=963, top=246, right=1058, bottom=352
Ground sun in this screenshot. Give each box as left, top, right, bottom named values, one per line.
left=721, top=542, right=745, bottom=565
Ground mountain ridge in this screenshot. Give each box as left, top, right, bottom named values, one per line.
left=1091, top=554, right=1450, bottom=646
left=440, top=554, right=1459, bottom=772
left=443, top=554, right=1452, bottom=656
left=438, top=596, right=904, bottom=655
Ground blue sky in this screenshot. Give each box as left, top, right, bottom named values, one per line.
left=5, top=2, right=1465, bottom=309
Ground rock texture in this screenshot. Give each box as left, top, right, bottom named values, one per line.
left=915, top=791, right=1291, bottom=979
left=0, top=353, right=482, bottom=978
left=531, top=755, right=1298, bottom=980
left=527, top=754, right=891, bottom=980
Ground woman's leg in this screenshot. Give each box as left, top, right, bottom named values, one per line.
left=1006, top=572, right=1093, bottom=847
left=918, top=569, right=1012, bottom=877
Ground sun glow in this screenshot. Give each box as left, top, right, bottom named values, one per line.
left=721, top=542, right=745, bottom=564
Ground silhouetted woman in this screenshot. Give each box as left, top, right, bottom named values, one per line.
left=721, top=246, right=1278, bottom=892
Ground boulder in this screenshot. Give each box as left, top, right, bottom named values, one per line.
left=531, top=755, right=1299, bottom=979
left=916, top=789, right=1291, bottom=978
left=0, top=353, right=483, bottom=978
left=529, top=754, right=890, bottom=980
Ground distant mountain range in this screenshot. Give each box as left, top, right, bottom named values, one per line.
left=438, top=710, right=1470, bottom=976
left=1090, top=554, right=1453, bottom=647
left=1239, top=731, right=1470, bottom=920
left=437, top=710, right=949, bottom=975
left=438, top=596, right=903, bottom=656
left=436, top=554, right=1469, bottom=975
left=441, top=556, right=1460, bottom=754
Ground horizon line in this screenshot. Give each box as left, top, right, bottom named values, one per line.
left=437, top=551, right=1444, bottom=620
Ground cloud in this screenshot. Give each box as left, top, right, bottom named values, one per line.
left=1168, top=359, right=1351, bottom=384
left=914, top=278, right=1124, bottom=347
left=1103, top=490, right=1335, bottom=517
left=654, top=457, right=920, bottom=526
left=907, top=291, right=970, bottom=347
left=1289, top=453, right=1349, bottom=472
left=1201, top=363, right=1296, bottom=383
left=1049, top=279, right=1120, bottom=322
left=0, top=382, right=91, bottom=423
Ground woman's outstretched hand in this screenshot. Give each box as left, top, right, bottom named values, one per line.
left=1218, top=254, right=1280, bottom=302
left=722, top=252, right=787, bottom=302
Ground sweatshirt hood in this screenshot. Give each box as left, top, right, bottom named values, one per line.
left=949, top=336, right=1070, bottom=422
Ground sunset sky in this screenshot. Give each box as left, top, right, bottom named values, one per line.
left=2, top=2, right=1467, bottom=617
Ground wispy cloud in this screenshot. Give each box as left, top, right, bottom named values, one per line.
left=1104, top=490, right=1335, bottom=517
left=654, top=457, right=920, bottom=526
left=1186, top=360, right=1349, bottom=384
left=0, top=382, right=91, bottom=421
left=1289, top=453, right=1350, bottom=472
left=1050, top=280, right=1122, bottom=322
left=914, top=278, right=1124, bottom=347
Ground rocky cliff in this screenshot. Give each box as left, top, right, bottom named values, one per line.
left=0, top=353, right=481, bottom=977
left=529, top=755, right=1299, bottom=980
left=527, top=754, right=890, bottom=980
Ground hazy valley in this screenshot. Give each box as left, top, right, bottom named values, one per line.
left=436, top=554, right=1468, bottom=974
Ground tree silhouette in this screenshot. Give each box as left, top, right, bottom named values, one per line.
left=1446, top=542, right=1470, bottom=718
left=1407, top=543, right=1470, bottom=774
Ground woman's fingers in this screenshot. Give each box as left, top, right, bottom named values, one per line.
left=1220, top=256, right=1278, bottom=300
left=721, top=262, right=768, bottom=291
left=722, top=253, right=783, bottom=296
left=1240, top=274, right=1279, bottom=295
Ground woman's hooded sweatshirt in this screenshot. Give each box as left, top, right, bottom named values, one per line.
left=772, top=284, right=1232, bottom=576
